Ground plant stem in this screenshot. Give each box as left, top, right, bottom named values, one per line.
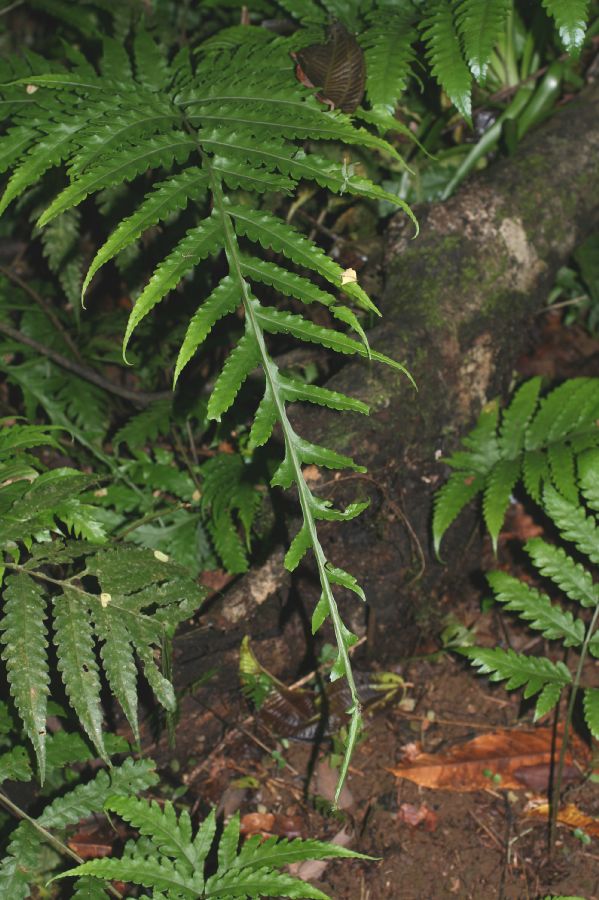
left=549, top=602, right=599, bottom=853
left=207, top=163, right=362, bottom=804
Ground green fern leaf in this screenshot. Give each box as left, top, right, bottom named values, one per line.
left=0, top=575, right=49, bottom=781
left=483, top=457, right=521, bottom=552
left=455, top=0, right=511, bottom=80
left=0, top=126, right=37, bottom=176
left=0, top=121, right=83, bottom=216
left=69, top=101, right=180, bottom=177
left=94, top=606, right=139, bottom=742
left=498, top=377, right=542, bottom=459
left=584, top=687, right=599, bottom=739
left=281, top=375, right=369, bottom=415
left=107, top=797, right=199, bottom=868
left=205, top=866, right=332, bottom=898
left=249, top=383, right=278, bottom=449
left=0, top=822, right=42, bottom=900
left=285, top=523, right=313, bottom=572
left=272, top=437, right=364, bottom=489
left=38, top=757, right=158, bottom=829
left=123, top=215, right=223, bottom=353
left=207, top=329, right=261, bottom=422
left=174, top=275, right=240, bottom=385
left=83, top=168, right=209, bottom=297
left=541, top=0, right=589, bottom=53
left=433, top=471, right=485, bottom=557
left=543, top=485, right=599, bottom=565
left=113, top=398, right=173, bottom=451
left=578, top=449, right=599, bottom=512
left=71, top=876, right=111, bottom=899
left=39, top=133, right=197, bottom=227
left=526, top=379, right=590, bottom=450
left=487, top=570, right=584, bottom=647
left=534, top=682, right=563, bottom=719
left=421, top=0, right=472, bottom=122
left=361, top=8, right=416, bottom=108
left=53, top=588, right=107, bottom=763
left=522, top=448, right=550, bottom=503
left=525, top=537, right=599, bottom=608
left=58, top=854, right=204, bottom=897
left=463, top=645, right=572, bottom=697
left=134, top=29, right=171, bottom=91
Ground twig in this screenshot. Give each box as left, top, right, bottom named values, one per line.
left=468, top=809, right=503, bottom=851
left=0, top=319, right=172, bottom=406
left=0, top=264, right=84, bottom=363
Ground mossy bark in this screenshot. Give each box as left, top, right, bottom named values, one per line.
left=176, top=81, right=599, bottom=688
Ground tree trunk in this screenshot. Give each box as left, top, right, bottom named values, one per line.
left=175, top=80, right=599, bottom=691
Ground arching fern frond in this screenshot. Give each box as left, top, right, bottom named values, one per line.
left=421, top=0, right=473, bottom=123
left=455, top=0, right=512, bottom=80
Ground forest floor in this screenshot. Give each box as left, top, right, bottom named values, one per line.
left=144, top=309, right=599, bottom=900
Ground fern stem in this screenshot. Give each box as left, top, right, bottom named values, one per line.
left=0, top=789, right=123, bottom=899
left=549, top=601, right=599, bottom=853
left=206, top=163, right=362, bottom=804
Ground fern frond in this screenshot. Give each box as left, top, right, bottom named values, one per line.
left=487, top=570, right=584, bottom=647
left=174, top=276, right=240, bottom=385
left=583, top=687, right=599, bottom=739
left=541, top=0, right=590, bottom=54
left=361, top=7, right=416, bottom=109
left=40, top=133, right=197, bottom=227
left=432, top=471, right=485, bottom=557
left=483, top=456, right=520, bottom=552
left=53, top=588, right=107, bottom=763
left=525, top=537, right=599, bottom=608
left=207, top=328, right=261, bottom=422
left=82, top=168, right=209, bottom=297
left=123, top=215, right=223, bottom=353
left=421, top=0, right=472, bottom=122
left=463, top=646, right=572, bottom=696
left=498, top=376, right=542, bottom=458
left=0, top=575, right=49, bottom=781
left=59, top=802, right=368, bottom=900
left=579, top=449, right=599, bottom=511
left=455, top=0, right=511, bottom=80
left=543, top=485, right=599, bottom=565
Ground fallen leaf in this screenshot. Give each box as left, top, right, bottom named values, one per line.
left=526, top=802, right=599, bottom=837
left=240, top=812, right=275, bottom=837
left=390, top=728, right=588, bottom=792
left=397, top=802, right=438, bottom=832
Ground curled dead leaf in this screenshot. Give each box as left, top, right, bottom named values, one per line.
left=390, top=728, right=588, bottom=793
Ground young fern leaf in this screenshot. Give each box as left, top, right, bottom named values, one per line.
left=58, top=801, right=369, bottom=900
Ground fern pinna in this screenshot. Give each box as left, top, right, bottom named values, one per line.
left=58, top=797, right=369, bottom=899
left=433, top=377, right=599, bottom=555
left=0, top=28, right=416, bottom=796
left=463, top=448, right=599, bottom=745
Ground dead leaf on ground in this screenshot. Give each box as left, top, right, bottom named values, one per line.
left=390, top=728, right=588, bottom=792
left=240, top=811, right=304, bottom=839
left=397, top=802, right=438, bottom=832
left=526, top=802, right=599, bottom=837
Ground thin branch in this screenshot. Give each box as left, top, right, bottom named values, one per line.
left=0, top=264, right=84, bottom=363
left=0, top=320, right=172, bottom=407
left=0, top=789, right=123, bottom=899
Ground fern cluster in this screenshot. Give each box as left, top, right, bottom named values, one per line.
left=59, top=798, right=369, bottom=899
left=463, top=447, right=599, bottom=739
left=0, top=23, right=419, bottom=792
left=273, top=0, right=589, bottom=121
left=0, top=422, right=205, bottom=780
left=433, top=377, right=599, bottom=554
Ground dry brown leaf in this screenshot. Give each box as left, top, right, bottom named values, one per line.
left=526, top=802, right=599, bottom=837
left=390, top=728, right=588, bottom=792
left=397, top=802, right=438, bottom=832
left=240, top=812, right=275, bottom=837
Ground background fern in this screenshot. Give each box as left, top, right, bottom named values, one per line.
left=0, top=422, right=205, bottom=780
left=433, top=377, right=599, bottom=554
left=463, top=448, right=599, bottom=740
left=59, top=798, right=370, bottom=900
